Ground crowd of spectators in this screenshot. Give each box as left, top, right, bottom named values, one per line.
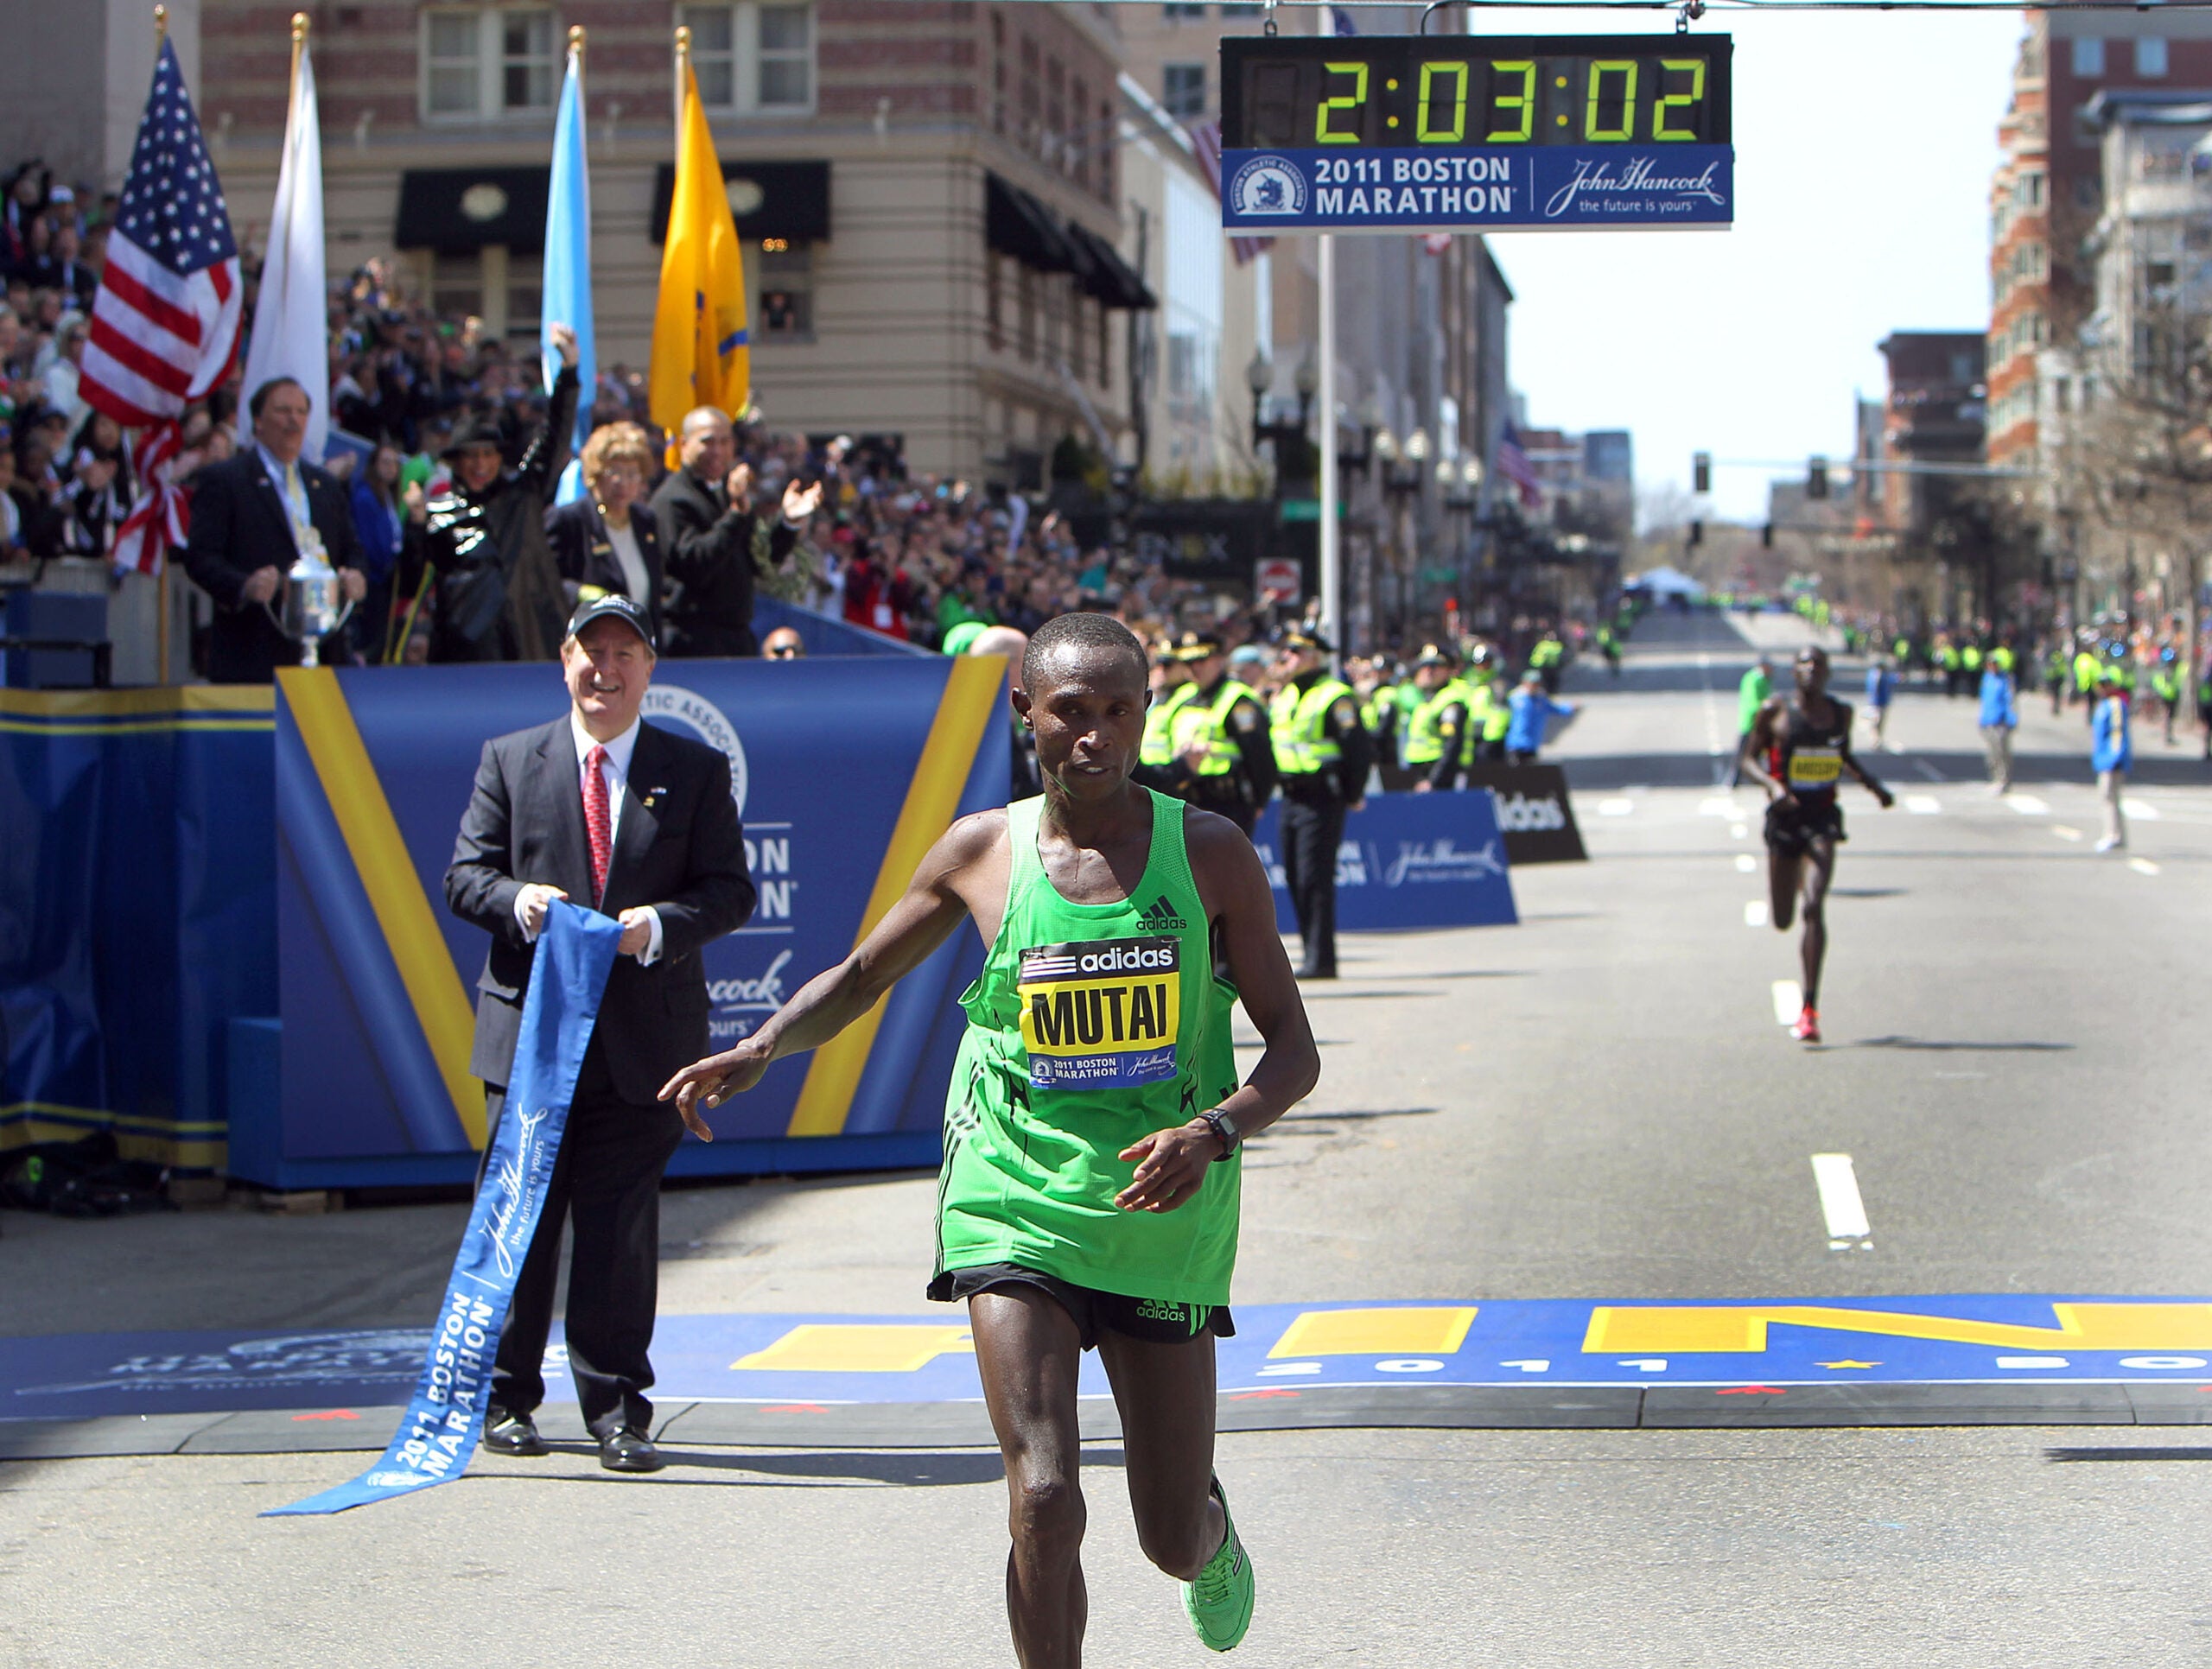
left=0, top=155, right=1290, bottom=672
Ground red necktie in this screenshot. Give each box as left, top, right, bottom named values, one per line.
left=583, top=743, right=612, bottom=906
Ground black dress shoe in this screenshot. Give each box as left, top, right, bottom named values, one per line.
left=1294, top=966, right=1337, bottom=980
left=482, top=1409, right=547, bottom=1456
left=599, top=1427, right=664, bottom=1473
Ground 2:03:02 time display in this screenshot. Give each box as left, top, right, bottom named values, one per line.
left=1220, top=35, right=1732, bottom=152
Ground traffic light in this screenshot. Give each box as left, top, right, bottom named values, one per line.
left=1693, top=451, right=1712, bottom=495
left=1688, top=519, right=1703, bottom=547
left=1762, top=523, right=1774, bottom=549
left=1808, top=455, right=1829, bottom=499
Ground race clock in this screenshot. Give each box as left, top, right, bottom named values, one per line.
left=1219, top=35, right=1733, bottom=233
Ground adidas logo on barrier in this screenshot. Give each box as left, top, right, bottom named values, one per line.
left=1495, top=791, right=1568, bottom=833
left=1136, top=894, right=1189, bottom=931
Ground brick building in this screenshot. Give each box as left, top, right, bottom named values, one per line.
left=198, top=0, right=1158, bottom=482
left=1986, top=11, right=2212, bottom=468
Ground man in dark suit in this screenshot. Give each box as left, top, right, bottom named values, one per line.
left=444, top=593, right=756, bottom=1471
left=181, top=378, right=367, bottom=682
left=648, top=404, right=819, bottom=657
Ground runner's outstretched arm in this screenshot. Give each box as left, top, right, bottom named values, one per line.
left=1840, top=733, right=1896, bottom=808
left=657, top=811, right=1002, bottom=1138
left=1116, top=817, right=1320, bottom=1214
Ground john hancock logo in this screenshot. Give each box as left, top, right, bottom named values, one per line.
left=1543, top=155, right=1725, bottom=220
left=1136, top=893, right=1189, bottom=932
left=1228, top=155, right=1307, bottom=218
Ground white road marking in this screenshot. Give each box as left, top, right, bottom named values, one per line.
left=1904, top=795, right=1942, bottom=815
left=1736, top=853, right=1757, bottom=873
left=2122, top=797, right=2160, bottom=821
left=1499, top=1359, right=1551, bottom=1373
left=2130, top=857, right=2160, bottom=876
left=2052, top=825, right=2083, bottom=842
left=1811, top=1152, right=1872, bottom=1246
left=1700, top=796, right=1738, bottom=817
left=1883, top=740, right=1905, bottom=755
left=1912, top=758, right=1944, bottom=782
left=1997, top=1356, right=2069, bottom=1371
left=1772, top=980, right=1803, bottom=1025
left=1598, top=797, right=1634, bottom=816
left=1745, top=899, right=1769, bottom=927
left=2008, top=794, right=2049, bottom=815
left=1731, top=822, right=1749, bottom=840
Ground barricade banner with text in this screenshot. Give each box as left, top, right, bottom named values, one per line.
left=1251, top=791, right=1517, bottom=931
left=263, top=657, right=1009, bottom=1189
left=1460, top=765, right=1589, bottom=864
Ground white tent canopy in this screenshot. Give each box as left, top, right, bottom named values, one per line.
left=1624, top=565, right=1705, bottom=599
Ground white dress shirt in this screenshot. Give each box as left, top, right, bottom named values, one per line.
left=605, top=517, right=650, bottom=606
left=512, top=711, right=664, bottom=962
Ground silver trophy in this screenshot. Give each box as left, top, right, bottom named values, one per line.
left=266, top=524, right=354, bottom=669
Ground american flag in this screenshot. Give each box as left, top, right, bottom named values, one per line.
left=82, top=39, right=241, bottom=572
left=1185, top=121, right=1274, bottom=267
left=111, top=422, right=189, bottom=576
left=1497, top=421, right=1545, bottom=509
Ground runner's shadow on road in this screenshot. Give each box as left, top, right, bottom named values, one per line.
left=2044, top=1447, right=2212, bottom=1463
left=1847, top=1037, right=2075, bottom=1053
left=1830, top=887, right=1906, bottom=898
left=1273, top=1107, right=1442, bottom=1125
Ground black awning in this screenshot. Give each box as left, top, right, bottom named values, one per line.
left=648, top=159, right=832, bottom=244
left=395, top=168, right=550, bottom=254
left=985, top=173, right=1077, bottom=275
left=1063, top=220, right=1156, bottom=311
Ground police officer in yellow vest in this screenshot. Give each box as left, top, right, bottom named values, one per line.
left=1166, top=632, right=1277, bottom=836
left=1135, top=636, right=1196, bottom=795
left=1403, top=644, right=1476, bottom=793
left=1271, top=628, right=1372, bottom=980
left=1467, top=644, right=1511, bottom=761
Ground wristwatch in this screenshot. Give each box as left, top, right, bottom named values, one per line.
left=1198, top=1107, right=1241, bottom=1161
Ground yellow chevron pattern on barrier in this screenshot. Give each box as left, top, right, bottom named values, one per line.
left=1581, top=1303, right=2212, bottom=1355
left=785, top=655, right=1008, bottom=1138
left=279, top=669, right=486, bottom=1149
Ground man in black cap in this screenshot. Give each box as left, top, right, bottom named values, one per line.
left=1268, top=629, right=1371, bottom=979
left=444, top=592, right=756, bottom=1470
left=398, top=323, right=582, bottom=663
left=1166, top=631, right=1276, bottom=837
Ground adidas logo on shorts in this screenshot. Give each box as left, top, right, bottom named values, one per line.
left=1135, top=1297, right=1188, bottom=1323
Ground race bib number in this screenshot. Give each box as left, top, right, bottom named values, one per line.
left=1017, top=936, right=1180, bottom=1089
left=1787, top=748, right=1842, bottom=788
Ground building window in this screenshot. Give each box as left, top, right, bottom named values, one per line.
left=681, top=3, right=814, bottom=113
left=2137, top=36, right=2168, bottom=77
left=422, top=8, right=556, bottom=122
left=1164, top=3, right=1207, bottom=17
left=424, top=248, right=539, bottom=339
left=1220, top=3, right=1264, bottom=14
left=2072, top=36, right=2104, bottom=77
left=2018, top=170, right=2044, bottom=209
left=988, top=252, right=1005, bottom=352
left=755, top=242, right=813, bottom=340
left=1017, top=267, right=1037, bottom=361
left=1096, top=302, right=1109, bottom=391
left=1162, top=64, right=1206, bottom=118
left=431, top=251, right=483, bottom=318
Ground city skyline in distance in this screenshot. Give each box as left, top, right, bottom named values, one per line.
left=1484, top=10, right=2018, bottom=528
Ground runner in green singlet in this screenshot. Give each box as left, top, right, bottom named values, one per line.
left=662, top=612, right=1319, bottom=1663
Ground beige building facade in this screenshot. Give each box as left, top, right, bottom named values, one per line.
left=198, top=0, right=1156, bottom=484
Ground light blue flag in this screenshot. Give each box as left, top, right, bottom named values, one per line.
left=543, top=47, right=595, bottom=505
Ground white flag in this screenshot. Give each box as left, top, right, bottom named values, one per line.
left=240, top=40, right=328, bottom=462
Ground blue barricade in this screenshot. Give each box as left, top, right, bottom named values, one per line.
left=1252, top=790, right=1517, bottom=931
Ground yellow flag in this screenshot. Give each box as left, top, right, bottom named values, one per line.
left=651, top=63, right=749, bottom=432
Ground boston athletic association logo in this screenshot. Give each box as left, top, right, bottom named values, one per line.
left=1227, top=155, right=1307, bottom=218
left=641, top=685, right=748, bottom=814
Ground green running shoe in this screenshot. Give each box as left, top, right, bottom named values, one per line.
left=1182, top=1475, right=1254, bottom=1653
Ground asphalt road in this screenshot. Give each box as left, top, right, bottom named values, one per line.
left=6, top=606, right=2212, bottom=1666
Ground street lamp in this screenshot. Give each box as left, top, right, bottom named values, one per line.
left=1247, top=349, right=1315, bottom=497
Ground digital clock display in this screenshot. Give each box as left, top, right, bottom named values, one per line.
left=1217, top=34, right=1733, bottom=234
left=1221, top=35, right=1731, bottom=151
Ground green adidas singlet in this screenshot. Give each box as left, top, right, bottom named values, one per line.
left=935, top=789, right=1243, bottom=1306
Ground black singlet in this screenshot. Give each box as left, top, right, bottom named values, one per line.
left=1770, top=698, right=1853, bottom=804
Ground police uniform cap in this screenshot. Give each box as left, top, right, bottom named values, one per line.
left=1414, top=642, right=1458, bottom=670
left=1281, top=627, right=1332, bottom=655
left=1169, top=631, right=1223, bottom=663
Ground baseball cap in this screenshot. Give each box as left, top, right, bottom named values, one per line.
left=565, top=592, right=654, bottom=649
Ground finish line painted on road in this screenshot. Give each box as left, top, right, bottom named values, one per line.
left=8, top=1298, right=2212, bottom=1455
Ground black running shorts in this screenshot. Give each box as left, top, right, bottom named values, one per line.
left=1764, top=796, right=1846, bottom=858
left=929, top=1263, right=1236, bottom=1350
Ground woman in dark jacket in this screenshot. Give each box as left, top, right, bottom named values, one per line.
left=543, top=419, right=665, bottom=646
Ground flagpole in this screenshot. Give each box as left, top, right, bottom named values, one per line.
left=673, top=25, right=690, bottom=144
left=290, top=10, right=308, bottom=84
left=155, top=3, right=174, bottom=684
left=1317, top=232, right=1338, bottom=663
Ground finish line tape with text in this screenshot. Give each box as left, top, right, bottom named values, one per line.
left=262, top=903, right=622, bottom=1516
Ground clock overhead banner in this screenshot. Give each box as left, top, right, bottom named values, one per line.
left=1219, top=35, right=1732, bottom=234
